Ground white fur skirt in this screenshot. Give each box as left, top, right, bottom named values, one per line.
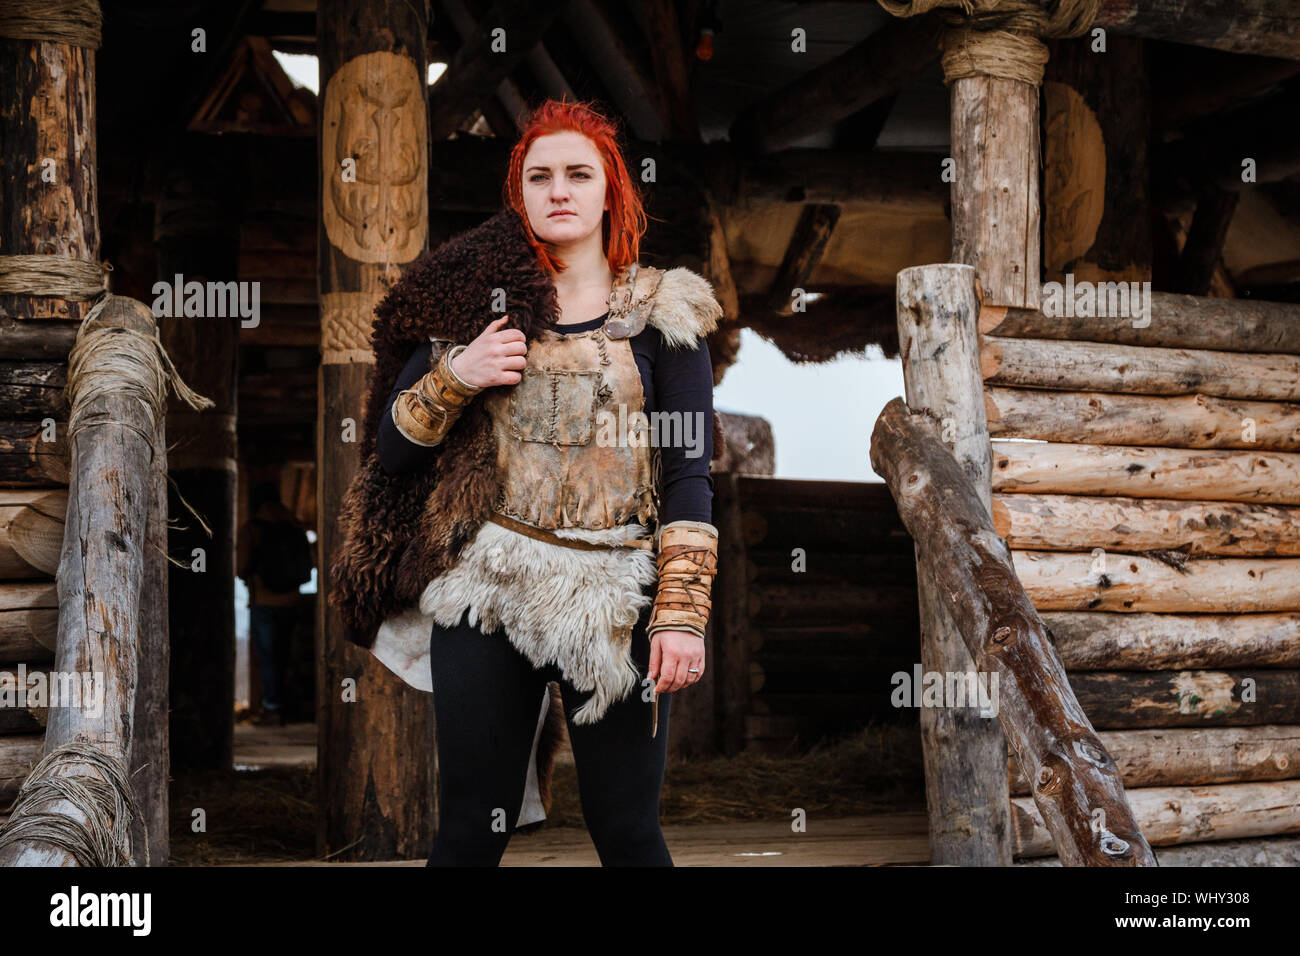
left=368, top=517, right=659, bottom=726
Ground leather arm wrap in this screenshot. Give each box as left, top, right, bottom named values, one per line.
left=391, top=344, right=483, bottom=447
left=646, top=520, right=718, bottom=640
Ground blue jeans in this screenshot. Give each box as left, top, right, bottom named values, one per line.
left=250, top=605, right=297, bottom=711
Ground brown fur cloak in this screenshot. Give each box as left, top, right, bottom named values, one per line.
left=327, top=205, right=723, bottom=829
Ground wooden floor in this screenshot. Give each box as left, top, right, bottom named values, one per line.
left=256, top=813, right=932, bottom=866
left=234, top=721, right=932, bottom=866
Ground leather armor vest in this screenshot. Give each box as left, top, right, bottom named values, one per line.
left=484, top=293, right=662, bottom=532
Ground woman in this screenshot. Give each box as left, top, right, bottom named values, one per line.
left=329, top=99, right=722, bottom=867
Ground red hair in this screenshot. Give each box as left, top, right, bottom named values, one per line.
left=503, top=98, right=648, bottom=277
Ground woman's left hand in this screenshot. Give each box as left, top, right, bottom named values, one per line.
left=648, top=630, right=706, bottom=693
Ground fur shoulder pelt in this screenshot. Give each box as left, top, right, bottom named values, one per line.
left=647, top=267, right=723, bottom=349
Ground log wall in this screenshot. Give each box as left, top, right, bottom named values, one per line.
left=981, top=293, right=1300, bottom=857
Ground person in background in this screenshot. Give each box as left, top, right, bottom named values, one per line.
left=237, top=481, right=313, bottom=726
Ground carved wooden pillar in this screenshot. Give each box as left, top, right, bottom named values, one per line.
left=317, top=0, right=433, bottom=861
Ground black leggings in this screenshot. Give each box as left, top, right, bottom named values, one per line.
left=426, top=598, right=673, bottom=866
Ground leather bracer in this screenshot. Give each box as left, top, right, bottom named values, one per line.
left=647, top=520, right=718, bottom=639
left=391, top=344, right=483, bottom=447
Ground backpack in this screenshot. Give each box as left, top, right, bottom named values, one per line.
left=251, top=518, right=313, bottom=593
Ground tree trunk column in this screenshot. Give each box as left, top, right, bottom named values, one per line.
left=154, top=140, right=240, bottom=774
left=317, top=0, right=433, bottom=862
left=896, top=264, right=1012, bottom=865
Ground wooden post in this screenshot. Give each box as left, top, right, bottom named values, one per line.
left=317, top=0, right=433, bottom=861
left=895, top=264, right=1012, bottom=865
left=0, top=10, right=100, bottom=322
left=949, top=76, right=1040, bottom=310
left=0, top=298, right=163, bottom=866
left=869, top=392, right=1156, bottom=867
left=154, top=142, right=239, bottom=773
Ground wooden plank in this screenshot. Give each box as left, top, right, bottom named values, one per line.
left=992, top=441, right=1300, bottom=505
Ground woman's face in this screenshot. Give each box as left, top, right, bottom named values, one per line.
left=520, top=131, right=609, bottom=248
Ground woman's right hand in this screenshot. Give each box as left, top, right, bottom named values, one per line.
left=449, top=315, right=528, bottom=387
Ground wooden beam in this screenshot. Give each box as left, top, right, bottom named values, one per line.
left=1174, top=185, right=1240, bottom=295
left=870, top=376, right=1153, bottom=866
left=642, top=0, right=700, bottom=141
left=731, top=17, right=941, bottom=155
left=763, top=204, right=841, bottom=314
left=428, top=0, right=566, bottom=140
left=1095, top=1, right=1300, bottom=62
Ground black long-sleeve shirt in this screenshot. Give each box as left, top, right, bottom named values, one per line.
left=376, top=312, right=714, bottom=524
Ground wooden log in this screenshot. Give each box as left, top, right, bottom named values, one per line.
left=129, top=373, right=169, bottom=864
left=1095, top=1, right=1300, bottom=62
left=992, top=441, right=1300, bottom=506
left=1014, top=780, right=1300, bottom=857
left=980, top=292, right=1300, bottom=355
left=1042, top=35, right=1151, bottom=287
left=1042, top=611, right=1300, bottom=670
left=156, top=151, right=240, bottom=773
left=982, top=337, right=1300, bottom=402
left=318, top=0, right=435, bottom=863
left=0, top=489, right=67, bottom=577
left=762, top=203, right=841, bottom=314
left=0, top=421, right=69, bottom=485
left=0, top=29, right=99, bottom=321
left=0, top=664, right=46, bottom=733
left=0, top=298, right=158, bottom=866
left=0, top=362, right=68, bottom=419
left=870, top=395, right=1154, bottom=864
left=0, top=610, right=57, bottom=665
left=1013, top=550, right=1300, bottom=613
left=0, top=320, right=78, bottom=360
left=1010, top=726, right=1300, bottom=794
left=1020, top=833, right=1300, bottom=866
left=1069, top=670, right=1300, bottom=729
left=0, top=735, right=42, bottom=804
left=993, top=493, right=1300, bottom=557
left=1174, top=186, right=1239, bottom=297
left=986, top=387, right=1300, bottom=451
left=888, top=265, right=1016, bottom=866
left=950, top=77, right=1039, bottom=309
